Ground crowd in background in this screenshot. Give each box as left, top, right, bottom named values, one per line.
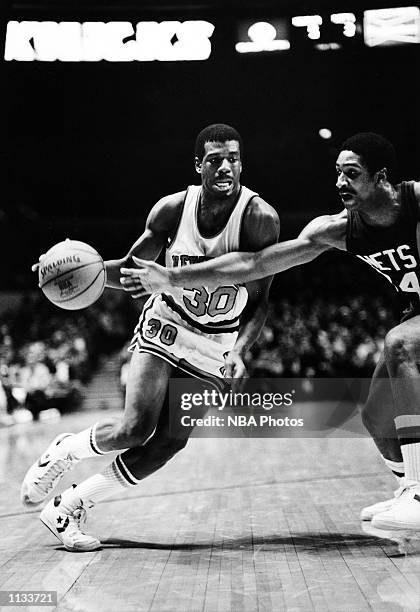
left=0, top=291, right=138, bottom=422
left=249, top=294, right=397, bottom=378
left=0, top=255, right=403, bottom=422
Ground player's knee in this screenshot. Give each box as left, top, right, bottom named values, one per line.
left=114, top=418, right=156, bottom=448
left=384, top=330, right=417, bottom=365
left=122, top=436, right=189, bottom=480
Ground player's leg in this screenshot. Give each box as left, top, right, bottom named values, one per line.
left=361, top=352, right=403, bottom=465
left=359, top=353, right=405, bottom=520
left=38, top=298, right=228, bottom=549
left=372, top=315, right=420, bottom=529
left=39, top=383, right=201, bottom=552
left=47, top=387, right=195, bottom=511
left=116, top=383, right=201, bottom=480
left=94, top=349, right=173, bottom=451
left=21, top=350, right=172, bottom=506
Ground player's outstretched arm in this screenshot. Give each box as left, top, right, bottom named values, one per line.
left=121, top=212, right=347, bottom=293
left=105, top=192, right=184, bottom=289
left=125, top=238, right=321, bottom=291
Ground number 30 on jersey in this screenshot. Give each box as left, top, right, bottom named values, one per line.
left=183, top=286, right=238, bottom=317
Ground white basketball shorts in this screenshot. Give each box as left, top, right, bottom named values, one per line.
left=129, top=294, right=240, bottom=389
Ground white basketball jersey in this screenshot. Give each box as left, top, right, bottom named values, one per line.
left=164, top=185, right=257, bottom=332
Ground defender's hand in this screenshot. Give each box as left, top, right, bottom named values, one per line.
left=120, top=258, right=172, bottom=297
left=224, top=350, right=248, bottom=392
left=119, top=267, right=150, bottom=298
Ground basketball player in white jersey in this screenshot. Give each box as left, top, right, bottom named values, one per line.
left=21, top=124, right=279, bottom=551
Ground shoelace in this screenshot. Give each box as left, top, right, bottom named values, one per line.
left=66, top=506, right=89, bottom=538
left=35, top=458, right=72, bottom=493
left=72, top=506, right=87, bottom=529
left=73, top=506, right=87, bottom=527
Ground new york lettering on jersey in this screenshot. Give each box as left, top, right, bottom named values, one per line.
left=347, top=181, right=420, bottom=307
left=164, top=184, right=257, bottom=332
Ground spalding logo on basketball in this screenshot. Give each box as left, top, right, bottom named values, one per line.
left=38, top=239, right=106, bottom=310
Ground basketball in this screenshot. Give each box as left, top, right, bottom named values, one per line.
left=38, top=239, right=106, bottom=310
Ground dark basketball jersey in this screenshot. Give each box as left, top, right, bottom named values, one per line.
left=346, top=181, right=420, bottom=312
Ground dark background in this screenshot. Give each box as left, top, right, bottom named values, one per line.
left=1, top=0, right=419, bottom=290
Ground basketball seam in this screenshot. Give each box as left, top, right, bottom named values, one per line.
left=65, top=246, right=101, bottom=256
left=40, top=260, right=103, bottom=288
left=52, top=267, right=105, bottom=303
left=46, top=243, right=100, bottom=257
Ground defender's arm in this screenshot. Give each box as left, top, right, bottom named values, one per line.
left=123, top=212, right=347, bottom=293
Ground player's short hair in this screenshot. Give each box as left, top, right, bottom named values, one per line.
left=195, top=124, right=243, bottom=160
left=339, top=132, right=397, bottom=182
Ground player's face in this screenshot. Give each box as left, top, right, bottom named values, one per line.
left=196, top=140, right=242, bottom=198
left=335, top=151, right=378, bottom=210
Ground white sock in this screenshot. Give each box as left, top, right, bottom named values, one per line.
left=395, top=414, right=420, bottom=483
left=401, top=444, right=420, bottom=483
left=382, top=457, right=405, bottom=482
left=60, top=454, right=140, bottom=510
left=59, top=424, right=108, bottom=460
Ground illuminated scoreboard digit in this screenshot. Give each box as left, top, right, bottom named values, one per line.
left=235, top=20, right=290, bottom=53
left=292, top=15, right=323, bottom=41
left=331, top=13, right=357, bottom=39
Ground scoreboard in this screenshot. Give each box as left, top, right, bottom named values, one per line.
left=237, top=6, right=420, bottom=53
left=4, top=5, right=420, bottom=62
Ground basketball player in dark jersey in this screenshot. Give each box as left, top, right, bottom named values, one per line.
left=128, top=133, right=420, bottom=531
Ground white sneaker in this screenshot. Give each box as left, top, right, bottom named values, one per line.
left=40, top=494, right=101, bottom=552
left=20, top=433, right=76, bottom=507
left=372, top=481, right=420, bottom=530
left=361, top=520, right=420, bottom=555
left=360, top=484, right=406, bottom=521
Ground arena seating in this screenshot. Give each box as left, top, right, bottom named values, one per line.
left=0, top=256, right=402, bottom=421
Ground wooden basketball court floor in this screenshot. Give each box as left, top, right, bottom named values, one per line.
left=1, top=406, right=420, bottom=612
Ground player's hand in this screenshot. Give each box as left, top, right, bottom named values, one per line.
left=120, top=258, right=172, bottom=297
left=31, top=253, right=46, bottom=273
left=31, top=254, right=47, bottom=287
left=224, top=350, right=248, bottom=392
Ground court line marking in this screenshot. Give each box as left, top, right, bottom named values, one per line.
left=0, top=470, right=387, bottom=520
